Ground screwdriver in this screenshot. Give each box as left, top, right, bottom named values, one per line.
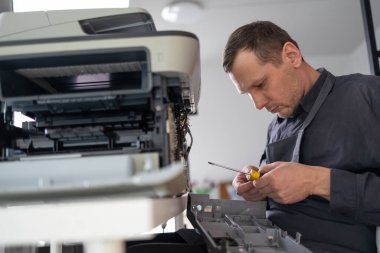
left=208, top=161, right=261, bottom=181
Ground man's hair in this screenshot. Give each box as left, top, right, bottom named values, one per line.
left=223, top=21, right=299, bottom=72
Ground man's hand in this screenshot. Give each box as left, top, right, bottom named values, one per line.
left=232, top=165, right=266, bottom=201
left=254, top=162, right=331, bottom=204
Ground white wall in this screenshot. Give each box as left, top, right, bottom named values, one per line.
left=350, top=40, right=371, bottom=75
left=188, top=57, right=273, bottom=184
left=307, top=53, right=363, bottom=76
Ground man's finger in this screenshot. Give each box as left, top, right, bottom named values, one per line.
left=234, top=180, right=254, bottom=195
left=259, top=162, right=281, bottom=173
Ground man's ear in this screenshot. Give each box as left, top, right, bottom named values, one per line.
left=282, top=42, right=302, bottom=68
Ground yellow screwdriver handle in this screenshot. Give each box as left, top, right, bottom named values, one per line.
left=249, top=169, right=261, bottom=181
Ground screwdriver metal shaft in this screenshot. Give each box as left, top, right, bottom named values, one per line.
left=207, top=161, right=261, bottom=181
left=208, top=161, right=249, bottom=175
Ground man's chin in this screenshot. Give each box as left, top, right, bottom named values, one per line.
left=277, top=113, right=287, bottom=119
left=277, top=110, right=293, bottom=119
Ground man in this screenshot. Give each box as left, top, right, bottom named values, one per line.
left=223, top=21, right=380, bottom=253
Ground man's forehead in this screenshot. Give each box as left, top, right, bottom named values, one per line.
left=228, top=73, right=244, bottom=93
left=234, top=49, right=256, bottom=64
left=232, top=50, right=263, bottom=75
left=231, top=55, right=264, bottom=79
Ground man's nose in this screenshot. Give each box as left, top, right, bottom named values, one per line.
left=249, top=92, right=268, bottom=110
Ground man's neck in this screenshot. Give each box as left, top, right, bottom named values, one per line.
left=301, top=62, right=321, bottom=96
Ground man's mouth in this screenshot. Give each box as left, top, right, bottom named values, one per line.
left=268, top=106, right=279, bottom=113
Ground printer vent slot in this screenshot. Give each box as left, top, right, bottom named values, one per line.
left=79, top=12, right=156, bottom=35
left=16, top=62, right=142, bottom=78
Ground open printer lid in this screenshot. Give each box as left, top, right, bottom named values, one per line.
left=0, top=8, right=200, bottom=113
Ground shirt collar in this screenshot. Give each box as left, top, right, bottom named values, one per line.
left=293, top=68, right=328, bottom=116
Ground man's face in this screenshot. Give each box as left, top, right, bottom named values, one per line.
left=229, top=50, right=304, bottom=118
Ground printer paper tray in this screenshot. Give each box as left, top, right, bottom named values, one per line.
left=187, top=194, right=313, bottom=253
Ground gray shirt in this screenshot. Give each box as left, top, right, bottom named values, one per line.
left=264, top=69, right=380, bottom=253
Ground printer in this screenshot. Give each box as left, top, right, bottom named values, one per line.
left=0, top=8, right=312, bottom=253
left=0, top=8, right=200, bottom=202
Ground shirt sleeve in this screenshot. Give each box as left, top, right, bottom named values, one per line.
left=330, top=169, right=380, bottom=226
left=329, top=75, right=380, bottom=226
